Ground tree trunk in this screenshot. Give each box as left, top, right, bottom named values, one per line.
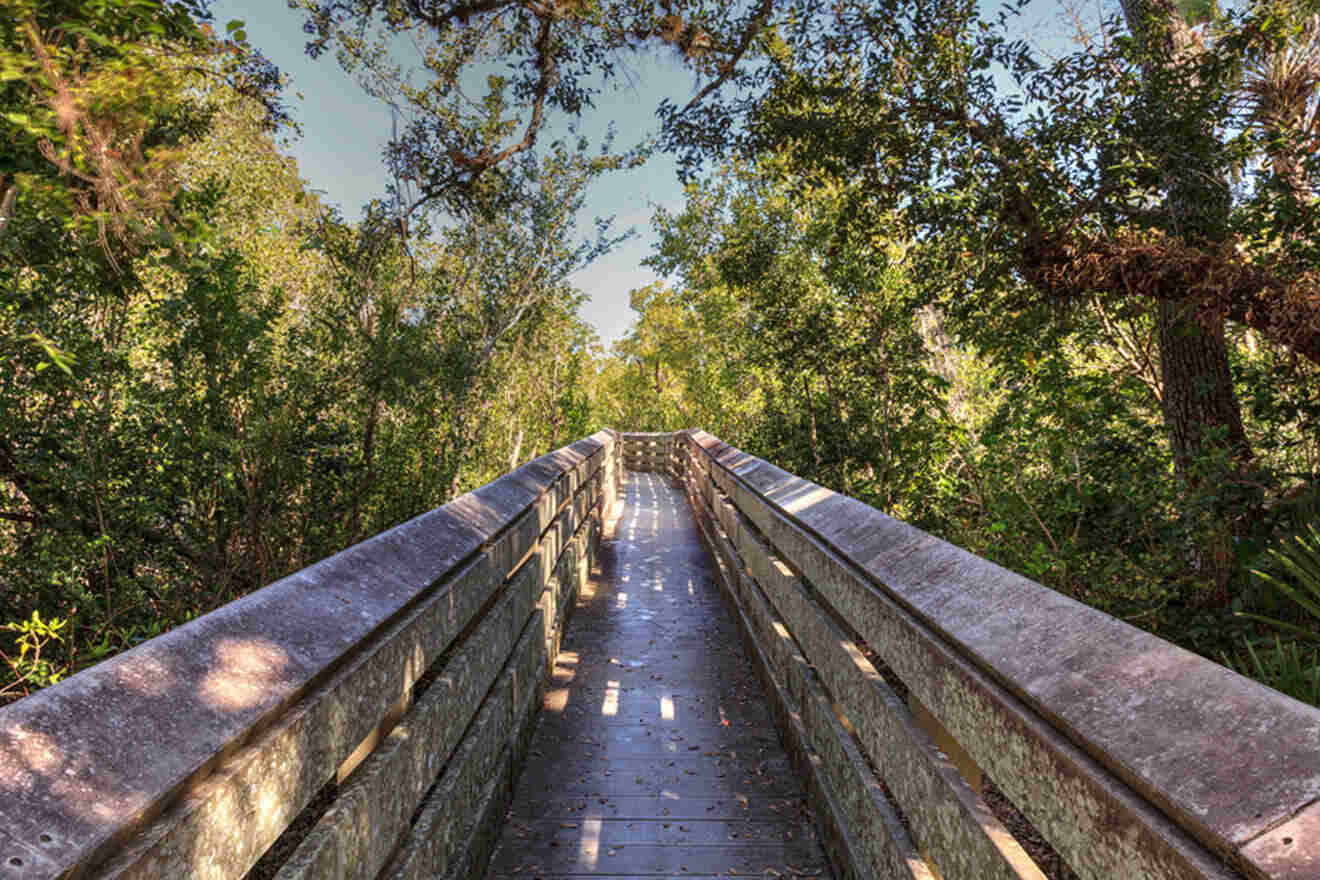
left=1158, top=301, right=1252, bottom=602
left=508, top=427, right=524, bottom=473
left=351, top=393, right=381, bottom=543
left=0, top=175, right=16, bottom=239
left=1120, top=0, right=1254, bottom=602
left=1157, top=301, right=1250, bottom=483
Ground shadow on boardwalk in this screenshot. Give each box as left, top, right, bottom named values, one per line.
left=485, top=471, right=833, bottom=879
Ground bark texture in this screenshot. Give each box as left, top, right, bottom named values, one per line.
left=1119, top=0, right=1253, bottom=599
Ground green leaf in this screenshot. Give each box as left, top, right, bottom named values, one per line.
left=1234, top=611, right=1320, bottom=641
left=1175, top=0, right=1217, bottom=24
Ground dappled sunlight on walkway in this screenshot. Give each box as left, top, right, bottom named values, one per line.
left=485, top=471, right=831, bottom=878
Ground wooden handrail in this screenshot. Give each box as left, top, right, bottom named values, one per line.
left=0, top=430, right=619, bottom=880
left=675, top=428, right=1319, bottom=880
left=4, top=426, right=1315, bottom=880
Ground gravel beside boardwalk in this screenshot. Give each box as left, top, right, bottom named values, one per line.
left=485, top=470, right=833, bottom=879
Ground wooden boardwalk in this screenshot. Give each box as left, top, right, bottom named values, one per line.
left=485, top=470, right=832, bottom=879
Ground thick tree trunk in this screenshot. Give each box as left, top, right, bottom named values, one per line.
left=1120, top=0, right=1254, bottom=601
left=1157, top=301, right=1250, bottom=482
left=1157, top=301, right=1251, bottom=602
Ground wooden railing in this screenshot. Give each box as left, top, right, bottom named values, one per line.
left=0, top=431, right=621, bottom=880
left=4, top=426, right=1316, bottom=880
left=619, top=431, right=674, bottom=474
left=674, top=429, right=1320, bottom=880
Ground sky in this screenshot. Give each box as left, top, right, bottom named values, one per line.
left=208, top=1, right=705, bottom=347
left=205, top=2, right=1080, bottom=346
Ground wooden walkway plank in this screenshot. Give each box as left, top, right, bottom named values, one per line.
left=485, top=471, right=833, bottom=879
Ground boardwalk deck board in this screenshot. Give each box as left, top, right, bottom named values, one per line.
left=485, top=471, right=834, bottom=879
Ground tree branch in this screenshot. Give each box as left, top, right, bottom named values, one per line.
left=1032, top=230, right=1320, bottom=366
left=465, top=14, right=557, bottom=173
left=0, top=175, right=16, bottom=240
left=920, top=100, right=1320, bottom=366
left=683, top=0, right=774, bottom=113
left=403, top=0, right=517, bottom=29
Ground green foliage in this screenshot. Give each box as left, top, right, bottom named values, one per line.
left=1223, top=636, right=1320, bottom=706
left=606, top=94, right=1318, bottom=695
left=0, top=0, right=283, bottom=248
left=648, top=0, right=1320, bottom=617
left=4, top=0, right=1317, bottom=719
left=0, top=611, right=68, bottom=700
left=292, top=0, right=771, bottom=213
left=0, top=3, right=622, bottom=701
left=602, top=162, right=958, bottom=523
left=1242, top=524, right=1320, bottom=640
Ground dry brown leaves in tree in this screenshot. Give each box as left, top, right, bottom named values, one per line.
left=1031, top=228, right=1320, bottom=365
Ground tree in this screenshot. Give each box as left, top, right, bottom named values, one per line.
left=654, top=0, right=1319, bottom=600
left=1, top=12, right=630, bottom=696
left=0, top=0, right=283, bottom=249
left=632, top=162, right=955, bottom=520
left=292, top=0, right=778, bottom=213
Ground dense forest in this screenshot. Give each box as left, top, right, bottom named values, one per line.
left=2, top=0, right=1318, bottom=707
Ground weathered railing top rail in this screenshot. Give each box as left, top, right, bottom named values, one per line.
left=0, top=430, right=617, bottom=879
left=676, top=429, right=1320, bottom=880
